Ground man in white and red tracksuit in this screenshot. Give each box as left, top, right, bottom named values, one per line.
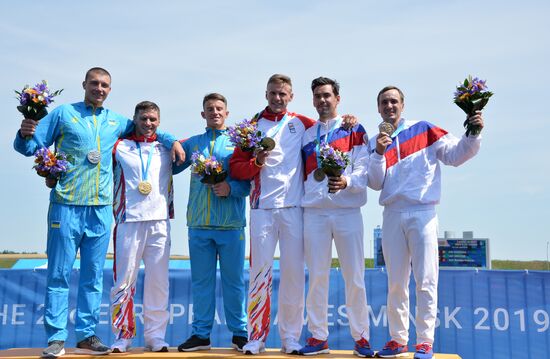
left=369, top=86, right=484, bottom=359
left=299, top=77, right=384, bottom=358
left=110, top=101, right=174, bottom=353
left=229, top=74, right=316, bottom=355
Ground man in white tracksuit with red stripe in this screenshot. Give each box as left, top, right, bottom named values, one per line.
left=110, top=101, right=174, bottom=353
left=369, top=86, right=484, bottom=359
left=299, top=77, right=384, bottom=358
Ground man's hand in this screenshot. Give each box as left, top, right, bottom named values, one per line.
left=171, top=141, right=185, bottom=165
left=467, top=110, right=484, bottom=132
left=375, top=133, right=392, bottom=155
left=20, top=118, right=38, bottom=137
left=328, top=175, right=347, bottom=193
left=254, top=149, right=269, bottom=166
left=341, top=114, right=358, bottom=130
left=212, top=181, right=231, bottom=197
left=45, top=177, right=57, bottom=189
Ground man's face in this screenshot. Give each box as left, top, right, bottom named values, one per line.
left=265, top=82, right=293, bottom=114
left=133, top=109, right=160, bottom=138
left=313, top=84, right=340, bottom=120
left=201, top=99, right=228, bottom=130
left=378, top=89, right=404, bottom=124
left=83, top=71, right=111, bottom=107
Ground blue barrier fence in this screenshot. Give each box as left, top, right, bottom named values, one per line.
left=0, top=268, right=549, bottom=359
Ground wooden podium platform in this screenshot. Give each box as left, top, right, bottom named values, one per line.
left=0, top=347, right=461, bottom=358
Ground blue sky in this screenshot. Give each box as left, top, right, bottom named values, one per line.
left=1, top=1, right=549, bottom=260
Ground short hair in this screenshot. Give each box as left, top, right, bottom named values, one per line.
left=84, top=67, right=111, bottom=81
left=134, top=101, right=160, bottom=117
left=377, top=85, right=404, bottom=104
left=267, top=74, right=292, bottom=88
left=202, top=93, right=227, bottom=107
left=311, top=76, right=340, bottom=96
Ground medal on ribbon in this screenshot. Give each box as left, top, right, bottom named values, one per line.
left=378, top=121, right=396, bottom=136
left=314, top=168, right=326, bottom=182
left=136, top=141, right=155, bottom=196
left=87, top=150, right=101, bottom=164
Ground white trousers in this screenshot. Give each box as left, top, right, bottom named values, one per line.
left=382, top=208, right=438, bottom=345
left=248, top=207, right=305, bottom=343
left=304, top=208, right=370, bottom=341
left=110, top=220, right=170, bottom=344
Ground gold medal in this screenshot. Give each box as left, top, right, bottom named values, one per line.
left=138, top=181, right=152, bottom=195
left=314, top=168, right=326, bottom=182
left=378, top=121, right=396, bottom=136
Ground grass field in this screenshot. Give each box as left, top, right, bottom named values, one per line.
left=1, top=254, right=547, bottom=270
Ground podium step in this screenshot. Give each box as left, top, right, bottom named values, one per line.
left=0, top=347, right=462, bottom=358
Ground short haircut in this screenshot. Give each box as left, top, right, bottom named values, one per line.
left=202, top=93, right=227, bottom=107
left=267, top=74, right=292, bottom=88
left=134, top=101, right=160, bottom=117
left=84, top=67, right=111, bottom=81
left=377, top=85, right=405, bottom=104
left=311, top=76, right=340, bottom=96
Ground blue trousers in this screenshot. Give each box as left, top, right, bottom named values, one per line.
left=188, top=228, right=247, bottom=339
left=45, top=203, right=112, bottom=343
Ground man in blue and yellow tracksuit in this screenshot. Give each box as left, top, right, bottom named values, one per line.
left=174, top=93, right=250, bottom=353
left=14, top=67, right=184, bottom=358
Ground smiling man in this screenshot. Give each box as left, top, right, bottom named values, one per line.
left=174, top=93, right=250, bottom=353
left=370, top=86, right=484, bottom=359
left=110, top=101, right=173, bottom=353
left=14, top=67, right=184, bottom=358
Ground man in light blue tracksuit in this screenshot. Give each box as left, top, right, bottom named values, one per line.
left=174, top=93, right=250, bottom=353
left=14, top=67, right=184, bottom=358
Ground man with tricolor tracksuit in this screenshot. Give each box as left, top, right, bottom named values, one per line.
left=299, top=77, right=384, bottom=357
left=110, top=101, right=173, bottom=353
left=14, top=68, right=185, bottom=358
left=175, top=93, right=250, bottom=353
left=369, top=86, right=484, bottom=359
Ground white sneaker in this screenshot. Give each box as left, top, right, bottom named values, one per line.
left=146, top=339, right=169, bottom=352
left=243, top=340, right=266, bottom=355
left=281, top=338, right=302, bottom=354
left=111, top=338, right=132, bottom=353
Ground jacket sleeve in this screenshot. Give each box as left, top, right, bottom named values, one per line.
left=14, top=107, right=60, bottom=156
left=228, top=146, right=261, bottom=180
left=435, top=132, right=481, bottom=167
left=344, top=137, right=369, bottom=192
left=172, top=139, right=192, bottom=175
left=365, top=136, right=386, bottom=191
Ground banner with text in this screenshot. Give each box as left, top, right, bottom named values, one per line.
left=0, top=269, right=548, bottom=359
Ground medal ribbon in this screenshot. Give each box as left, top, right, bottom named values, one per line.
left=315, top=117, right=343, bottom=168
left=391, top=119, right=406, bottom=138
left=265, top=113, right=289, bottom=139
left=136, top=141, right=155, bottom=182
left=90, top=110, right=101, bottom=154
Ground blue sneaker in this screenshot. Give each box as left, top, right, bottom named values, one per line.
left=414, top=343, right=433, bottom=359
left=377, top=340, right=408, bottom=357
left=354, top=338, right=374, bottom=357
left=299, top=337, right=330, bottom=356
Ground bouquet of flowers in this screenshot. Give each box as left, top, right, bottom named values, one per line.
left=453, top=75, right=493, bottom=136
left=227, top=118, right=275, bottom=152
left=319, top=141, right=350, bottom=177
left=191, top=151, right=227, bottom=185
left=15, top=80, right=63, bottom=121
left=33, top=148, right=70, bottom=188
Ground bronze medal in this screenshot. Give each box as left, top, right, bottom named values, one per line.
left=314, top=168, right=326, bottom=182
left=260, top=137, right=276, bottom=151
left=378, top=121, right=396, bottom=136
left=138, top=181, right=152, bottom=195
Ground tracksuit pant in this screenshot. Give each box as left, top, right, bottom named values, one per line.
left=247, top=207, right=305, bottom=343
left=110, top=220, right=170, bottom=345
left=45, top=203, right=112, bottom=343
left=188, top=228, right=247, bottom=339
left=382, top=207, right=439, bottom=345
left=303, top=207, right=370, bottom=341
